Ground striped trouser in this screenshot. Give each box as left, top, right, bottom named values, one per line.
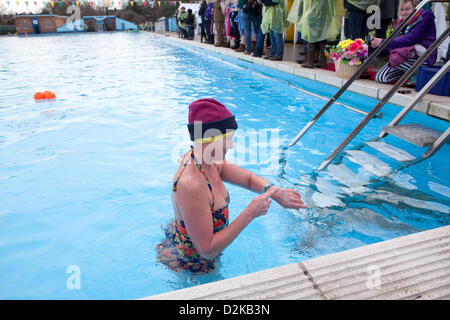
left=375, top=58, right=418, bottom=84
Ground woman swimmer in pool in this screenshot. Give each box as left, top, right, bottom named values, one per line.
left=156, top=98, right=307, bottom=273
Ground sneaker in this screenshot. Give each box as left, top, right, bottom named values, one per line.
left=252, top=53, right=262, bottom=57
left=244, top=51, right=250, bottom=55
left=263, top=55, right=272, bottom=59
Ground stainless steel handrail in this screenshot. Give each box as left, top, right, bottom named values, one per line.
left=317, top=27, right=450, bottom=171
left=379, top=59, right=450, bottom=139
left=287, top=0, right=450, bottom=148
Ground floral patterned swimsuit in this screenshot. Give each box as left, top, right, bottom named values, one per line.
left=156, top=148, right=230, bottom=274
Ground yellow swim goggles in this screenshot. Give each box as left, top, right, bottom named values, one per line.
left=194, top=130, right=235, bottom=144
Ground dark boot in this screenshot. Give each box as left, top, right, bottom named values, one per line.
left=315, top=41, right=328, bottom=68
left=234, top=44, right=245, bottom=52
left=302, top=43, right=316, bottom=68
left=231, top=39, right=240, bottom=50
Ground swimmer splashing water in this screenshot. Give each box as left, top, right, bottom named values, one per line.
left=156, top=98, right=307, bottom=273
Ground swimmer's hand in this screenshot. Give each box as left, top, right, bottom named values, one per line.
left=270, top=187, right=308, bottom=210
left=245, top=187, right=279, bottom=219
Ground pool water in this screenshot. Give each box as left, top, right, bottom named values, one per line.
left=0, top=32, right=448, bottom=299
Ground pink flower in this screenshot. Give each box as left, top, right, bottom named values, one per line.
left=349, top=58, right=360, bottom=66
left=349, top=42, right=359, bottom=52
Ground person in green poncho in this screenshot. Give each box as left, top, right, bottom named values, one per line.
left=259, top=0, right=290, bottom=61
left=178, top=7, right=189, bottom=39
left=344, top=0, right=380, bottom=40
left=288, top=0, right=344, bottom=68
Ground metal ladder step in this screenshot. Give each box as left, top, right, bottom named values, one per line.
left=344, top=150, right=392, bottom=177
left=325, top=164, right=369, bottom=195
left=365, top=141, right=416, bottom=162
left=383, top=124, right=443, bottom=147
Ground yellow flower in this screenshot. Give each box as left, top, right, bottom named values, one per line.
left=339, top=39, right=353, bottom=49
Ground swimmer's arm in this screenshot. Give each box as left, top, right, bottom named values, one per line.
left=176, top=179, right=254, bottom=259
left=216, top=161, right=307, bottom=209
left=216, top=160, right=269, bottom=194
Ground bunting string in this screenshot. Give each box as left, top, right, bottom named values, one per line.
left=3, top=0, right=200, bottom=6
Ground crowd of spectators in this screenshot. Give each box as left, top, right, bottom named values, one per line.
left=170, top=0, right=449, bottom=85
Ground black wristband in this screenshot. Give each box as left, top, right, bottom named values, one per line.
left=263, top=183, right=274, bottom=193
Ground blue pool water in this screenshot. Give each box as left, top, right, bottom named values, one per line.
left=0, top=32, right=449, bottom=299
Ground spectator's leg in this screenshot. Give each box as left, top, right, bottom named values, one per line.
left=446, top=42, right=450, bottom=61
left=302, top=42, right=317, bottom=68
left=274, top=31, right=284, bottom=60
left=200, top=22, right=206, bottom=42
left=216, top=22, right=225, bottom=46
left=205, top=20, right=212, bottom=43
left=375, top=59, right=418, bottom=83
left=314, top=41, right=328, bottom=68
left=244, top=13, right=252, bottom=54
left=268, top=30, right=276, bottom=58
left=209, top=20, right=215, bottom=44
left=250, top=15, right=261, bottom=53
left=253, top=28, right=265, bottom=56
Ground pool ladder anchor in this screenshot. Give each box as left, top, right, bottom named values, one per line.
left=287, top=0, right=450, bottom=175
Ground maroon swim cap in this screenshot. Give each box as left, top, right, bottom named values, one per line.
left=187, top=99, right=238, bottom=141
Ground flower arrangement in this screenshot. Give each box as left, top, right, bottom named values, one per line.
left=327, top=39, right=369, bottom=66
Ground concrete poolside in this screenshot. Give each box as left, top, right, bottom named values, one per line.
left=152, top=31, right=449, bottom=121
left=143, top=225, right=450, bottom=300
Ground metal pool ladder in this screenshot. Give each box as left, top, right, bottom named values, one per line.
left=288, top=0, right=450, bottom=175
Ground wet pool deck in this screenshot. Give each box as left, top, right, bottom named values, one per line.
left=151, top=31, right=449, bottom=121
left=143, top=225, right=450, bottom=300
left=142, top=32, right=450, bottom=300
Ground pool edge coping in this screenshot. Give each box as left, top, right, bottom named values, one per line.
left=141, top=224, right=450, bottom=300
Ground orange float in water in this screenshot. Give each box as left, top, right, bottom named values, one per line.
left=44, top=91, right=56, bottom=99
left=34, top=92, right=45, bottom=100
left=34, top=91, right=56, bottom=100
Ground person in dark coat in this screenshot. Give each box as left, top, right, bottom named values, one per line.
left=376, top=0, right=399, bottom=38
left=186, top=9, right=197, bottom=40
left=199, top=0, right=212, bottom=43
left=204, top=1, right=215, bottom=44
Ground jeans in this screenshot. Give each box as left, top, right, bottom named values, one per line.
left=253, top=27, right=265, bottom=56
left=269, top=30, right=284, bottom=59
left=187, top=26, right=194, bottom=40
left=244, top=13, right=261, bottom=54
